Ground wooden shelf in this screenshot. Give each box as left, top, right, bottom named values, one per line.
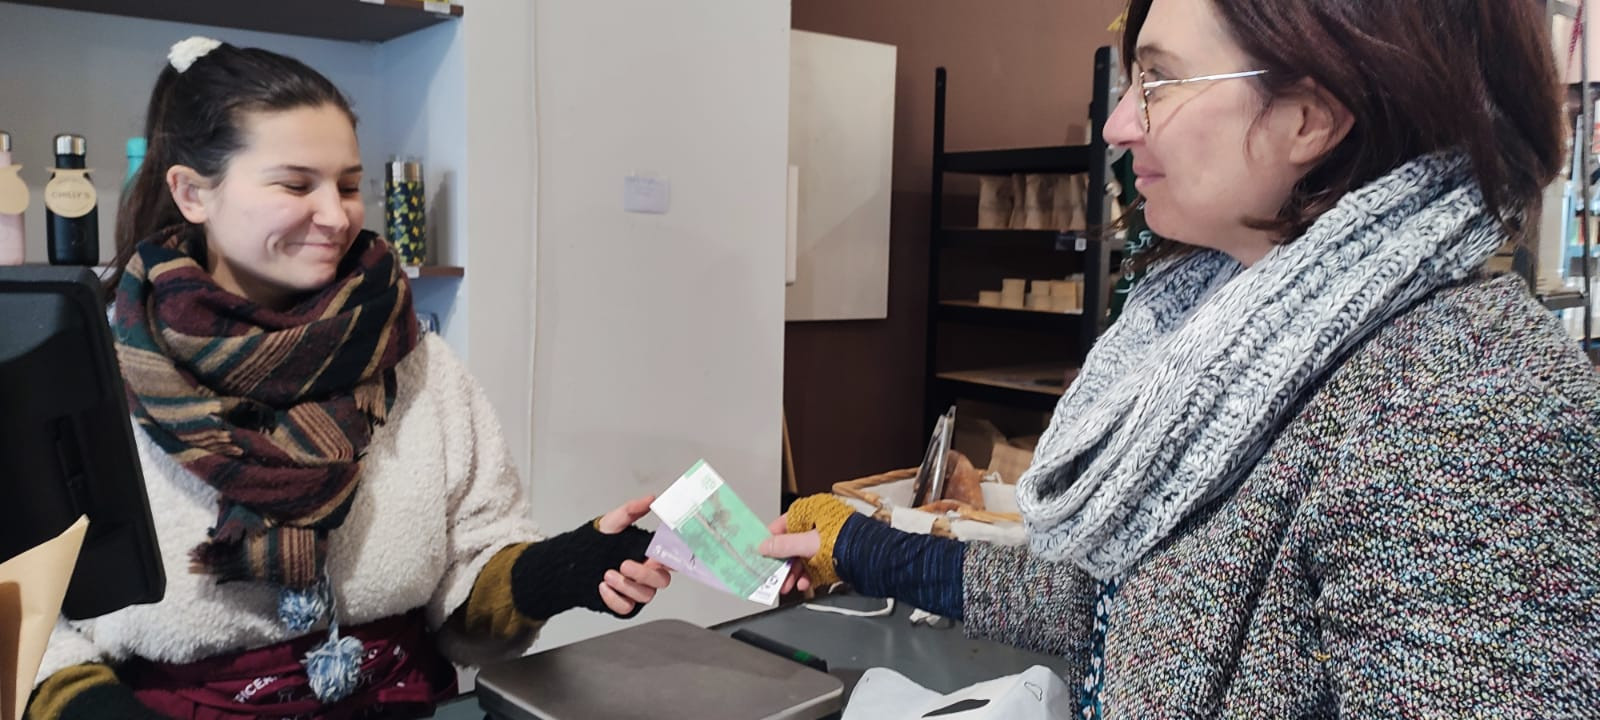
left=5, top=0, right=463, bottom=43
left=941, top=145, right=1090, bottom=175
left=1541, top=290, right=1587, bottom=311
left=941, top=300, right=1081, bottom=314
left=938, top=301, right=1082, bottom=331
left=938, top=229, right=1128, bottom=254
left=405, top=265, right=465, bottom=279
left=940, top=229, right=1084, bottom=252
left=934, top=365, right=1077, bottom=411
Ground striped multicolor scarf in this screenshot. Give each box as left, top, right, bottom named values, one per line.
left=113, top=226, right=419, bottom=590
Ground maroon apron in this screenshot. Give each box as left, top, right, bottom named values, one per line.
left=125, top=610, right=459, bottom=719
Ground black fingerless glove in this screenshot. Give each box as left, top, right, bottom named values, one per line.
left=509, top=520, right=654, bottom=621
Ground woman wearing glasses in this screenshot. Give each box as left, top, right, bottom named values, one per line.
left=764, top=0, right=1600, bottom=716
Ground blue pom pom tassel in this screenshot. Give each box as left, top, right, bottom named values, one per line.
left=277, top=576, right=364, bottom=703
left=278, top=585, right=328, bottom=633
left=303, top=624, right=365, bottom=703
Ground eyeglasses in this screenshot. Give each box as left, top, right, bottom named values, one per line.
left=1137, top=68, right=1267, bottom=132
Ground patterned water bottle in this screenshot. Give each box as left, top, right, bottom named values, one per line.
left=385, top=158, right=425, bottom=265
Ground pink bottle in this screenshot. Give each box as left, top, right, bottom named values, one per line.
left=0, top=130, right=25, bottom=266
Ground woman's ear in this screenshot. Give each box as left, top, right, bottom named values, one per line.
left=166, top=165, right=212, bottom=225
left=1286, top=82, right=1354, bottom=166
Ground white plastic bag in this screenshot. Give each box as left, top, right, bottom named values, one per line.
left=841, top=665, right=1075, bottom=720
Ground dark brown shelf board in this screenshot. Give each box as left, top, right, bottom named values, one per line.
left=937, top=229, right=1129, bottom=255
left=1540, top=290, right=1587, bottom=311
left=933, top=365, right=1078, bottom=411
left=941, top=145, right=1090, bottom=175
left=939, top=229, right=1085, bottom=252
left=5, top=0, right=463, bottom=43
left=405, top=265, right=464, bottom=279
left=937, top=301, right=1082, bottom=331
left=941, top=300, right=1081, bottom=314
left=936, top=366, right=1072, bottom=396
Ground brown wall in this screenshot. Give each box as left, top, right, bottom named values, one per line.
left=785, top=0, right=1125, bottom=495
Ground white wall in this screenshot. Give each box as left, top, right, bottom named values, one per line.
left=526, top=0, right=791, bottom=648
left=453, top=0, right=540, bottom=478
left=786, top=30, right=896, bottom=321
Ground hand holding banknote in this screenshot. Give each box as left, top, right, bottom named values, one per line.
left=758, top=515, right=818, bottom=594
left=595, top=496, right=674, bottom=616
left=647, top=461, right=789, bottom=606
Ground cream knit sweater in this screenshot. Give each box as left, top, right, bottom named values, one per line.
left=36, top=335, right=544, bottom=687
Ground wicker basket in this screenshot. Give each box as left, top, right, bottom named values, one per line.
left=832, top=467, right=1023, bottom=541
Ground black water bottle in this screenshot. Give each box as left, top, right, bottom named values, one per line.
left=46, top=134, right=99, bottom=266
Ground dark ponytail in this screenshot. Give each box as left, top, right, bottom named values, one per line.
left=106, top=40, right=357, bottom=299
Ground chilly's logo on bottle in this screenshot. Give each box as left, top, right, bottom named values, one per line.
left=45, top=169, right=96, bottom=218
left=0, top=165, right=27, bottom=215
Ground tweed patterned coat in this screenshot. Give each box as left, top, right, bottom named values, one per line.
left=962, top=274, right=1600, bottom=718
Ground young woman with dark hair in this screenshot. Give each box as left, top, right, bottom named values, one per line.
left=29, top=37, right=671, bottom=720
left=766, top=1, right=1600, bottom=716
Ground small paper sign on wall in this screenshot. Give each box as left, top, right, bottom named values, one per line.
left=623, top=175, right=671, bottom=215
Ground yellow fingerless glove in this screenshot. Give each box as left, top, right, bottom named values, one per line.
left=784, top=494, right=857, bottom=587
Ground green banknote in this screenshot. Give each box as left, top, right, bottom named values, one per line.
left=650, top=460, right=786, bottom=604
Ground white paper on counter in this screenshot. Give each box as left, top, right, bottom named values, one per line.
left=0, top=516, right=88, bottom=720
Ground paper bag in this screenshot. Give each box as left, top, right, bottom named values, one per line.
left=977, top=176, right=1014, bottom=229
left=841, top=665, right=1075, bottom=720
left=0, top=516, right=88, bottom=720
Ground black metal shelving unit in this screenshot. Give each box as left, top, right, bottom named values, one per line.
left=923, top=46, right=1121, bottom=429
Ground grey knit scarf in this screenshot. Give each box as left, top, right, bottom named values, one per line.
left=1016, top=151, right=1506, bottom=580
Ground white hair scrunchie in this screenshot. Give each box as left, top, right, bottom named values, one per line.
left=168, top=36, right=222, bottom=74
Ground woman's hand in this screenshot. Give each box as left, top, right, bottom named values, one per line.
left=758, top=495, right=856, bottom=591
left=759, top=514, right=821, bottom=594
left=595, top=495, right=672, bottom=616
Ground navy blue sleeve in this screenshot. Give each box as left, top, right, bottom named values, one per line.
left=832, top=513, right=966, bottom=618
